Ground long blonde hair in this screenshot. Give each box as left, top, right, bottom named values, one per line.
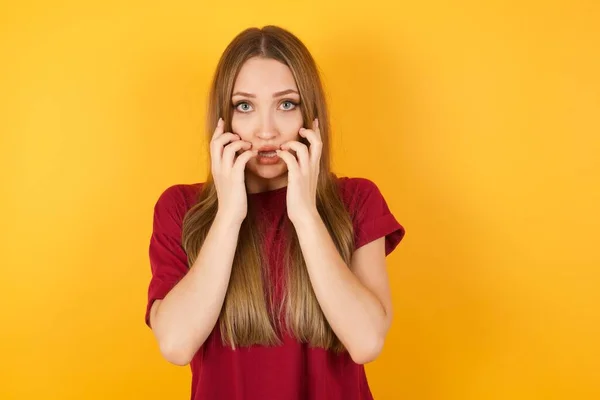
left=181, top=26, right=354, bottom=351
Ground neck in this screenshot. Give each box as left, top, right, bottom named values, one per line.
left=245, top=172, right=288, bottom=194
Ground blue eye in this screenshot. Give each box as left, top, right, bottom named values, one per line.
left=280, top=101, right=297, bottom=110
left=235, top=102, right=252, bottom=112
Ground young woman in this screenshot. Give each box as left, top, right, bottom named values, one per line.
left=145, top=25, right=405, bottom=400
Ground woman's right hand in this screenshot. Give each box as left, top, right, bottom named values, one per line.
left=210, top=117, right=257, bottom=224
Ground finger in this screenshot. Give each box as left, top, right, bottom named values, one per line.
left=223, top=140, right=252, bottom=169
left=276, top=149, right=300, bottom=176
left=211, top=132, right=240, bottom=150
left=211, top=117, right=225, bottom=140
left=298, top=118, right=321, bottom=141
left=281, top=141, right=309, bottom=173
left=210, top=133, right=240, bottom=167
left=232, top=149, right=258, bottom=175
left=298, top=122, right=322, bottom=167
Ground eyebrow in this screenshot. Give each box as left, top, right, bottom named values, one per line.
left=231, top=89, right=299, bottom=98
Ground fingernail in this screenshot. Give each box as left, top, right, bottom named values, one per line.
left=299, top=128, right=305, bottom=133
left=315, top=118, right=319, bottom=128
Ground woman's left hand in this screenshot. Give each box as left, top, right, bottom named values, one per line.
left=276, top=118, right=322, bottom=224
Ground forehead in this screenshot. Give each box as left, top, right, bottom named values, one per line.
left=233, top=57, right=298, bottom=92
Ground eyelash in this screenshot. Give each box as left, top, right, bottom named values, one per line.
left=233, top=100, right=300, bottom=112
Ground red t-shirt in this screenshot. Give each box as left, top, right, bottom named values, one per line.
left=145, top=176, right=405, bottom=400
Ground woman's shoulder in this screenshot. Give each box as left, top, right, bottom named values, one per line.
left=335, top=175, right=380, bottom=192
left=335, top=175, right=405, bottom=254
left=152, top=182, right=205, bottom=217
left=334, top=175, right=386, bottom=206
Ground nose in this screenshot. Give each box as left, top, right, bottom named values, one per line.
left=256, top=111, right=277, bottom=140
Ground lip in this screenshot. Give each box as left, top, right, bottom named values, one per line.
left=255, top=145, right=281, bottom=165
left=257, top=145, right=279, bottom=152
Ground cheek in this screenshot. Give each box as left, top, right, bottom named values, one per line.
left=276, top=112, right=303, bottom=139
left=231, top=114, right=254, bottom=140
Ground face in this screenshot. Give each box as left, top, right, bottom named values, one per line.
left=230, top=57, right=303, bottom=192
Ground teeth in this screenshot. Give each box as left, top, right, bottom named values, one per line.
left=258, top=151, right=277, bottom=157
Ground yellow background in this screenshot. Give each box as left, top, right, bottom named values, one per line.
left=1, top=1, right=599, bottom=399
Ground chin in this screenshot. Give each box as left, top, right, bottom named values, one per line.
left=247, top=161, right=287, bottom=180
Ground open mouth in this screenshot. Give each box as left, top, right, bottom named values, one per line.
left=258, top=150, right=277, bottom=158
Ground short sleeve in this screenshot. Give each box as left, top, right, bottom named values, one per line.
left=145, top=185, right=191, bottom=327
left=349, top=178, right=406, bottom=256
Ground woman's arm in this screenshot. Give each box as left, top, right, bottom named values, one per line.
left=292, top=211, right=393, bottom=365
left=149, top=213, right=242, bottom=366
